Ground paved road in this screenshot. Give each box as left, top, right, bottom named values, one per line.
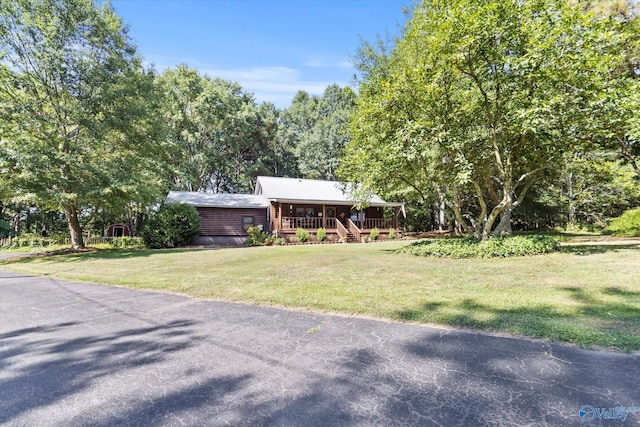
left=1, top=270, right=638, bottom=426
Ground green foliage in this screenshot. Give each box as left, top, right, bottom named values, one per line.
left=295, top=228, right=310, bottom=243
left=139, top=203, right=200, bottom=249
left=370, top=227, right=380, bottom=241
left=398, top=235, right=559, bottom=259
left=0, top=0, right=167, bottom=249
left=342, top=0, right=633, bottom=239
left=1, top=233, right=55, bottom=249
left=244, top=226, right=272, bottom=247
left=316, top=227, right=327, bottom=242
left=562, top=151, right=640, bottom=229
left=277, top=86, right=355, bottom=180
left=109, top=237, right=144, bottom=249
left=158, top=65, right=277, bottom=193
left=0, top=219, right=11, bottom=238
left=604, top=208, right=640, bottom=237
left=388, top=228, right=396, bottom=240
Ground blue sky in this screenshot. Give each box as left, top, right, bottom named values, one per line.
left=110, top=0, right=411, bottom=108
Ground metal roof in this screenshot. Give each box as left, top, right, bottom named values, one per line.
left=166, top=191, right=270, bottom=209
left=255, top=176, right=403, bottom=207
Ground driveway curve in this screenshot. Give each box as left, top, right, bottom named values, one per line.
left=1, top=270, right=638, bottom=426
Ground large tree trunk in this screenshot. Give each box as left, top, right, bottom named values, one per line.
left=65, top=204, right=85, bottom=249
left=494, top=205, right=513, bottom=236
left=618, top=137, right=640, bottom=178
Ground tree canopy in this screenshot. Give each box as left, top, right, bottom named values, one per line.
left=0, top=0, right=166, bottom=248
left=341, top=0, right=638, bottom=239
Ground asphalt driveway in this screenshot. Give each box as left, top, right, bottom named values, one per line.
left=1, top=270, right=638, bottom=426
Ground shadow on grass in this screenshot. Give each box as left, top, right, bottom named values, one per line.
left=393, top=288, right=640, bottom=353
left=559, top=243, right=640, bottom=256
left=0, top=247, right=218, bottom=265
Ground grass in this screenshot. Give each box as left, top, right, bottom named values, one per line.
left=2, top=239, right=640, bottom=352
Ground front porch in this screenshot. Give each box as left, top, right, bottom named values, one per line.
left=270, top=202, right=402, bottom=243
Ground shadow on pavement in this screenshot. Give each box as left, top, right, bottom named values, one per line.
left=0, top=319, right=203, bottom=425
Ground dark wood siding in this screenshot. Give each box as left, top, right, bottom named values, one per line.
left=365, top=206, right=384, bottom=219
left=196, top=207, right=268, bottom=236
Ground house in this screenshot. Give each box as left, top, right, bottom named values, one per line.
left=167, top=176, right=404, bottom=245
left=166, top=191, right=270, bottom=246
left=255, top=176, right=404, bottom=242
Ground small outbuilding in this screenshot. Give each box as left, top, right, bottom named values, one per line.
left=106, top=223, right=131, bottom=238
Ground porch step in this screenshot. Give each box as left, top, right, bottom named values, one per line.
left=346, top=231, right=358, bottom=243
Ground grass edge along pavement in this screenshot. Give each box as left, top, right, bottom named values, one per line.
left=2, top=238, right=639, bottom=353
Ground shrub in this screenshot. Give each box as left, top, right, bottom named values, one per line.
left=245, top=225, right=269, bottom=246
left=1, top=233, right=56, bottom=249
left=388, top=228, right=396, bottom=240
left=370, top=227, right=380, bottom=241
left=604, top=208, right=640, bottom=237
left=0, top=219, right=12, bottom=238
left=110, top=237, right=144, bottom=249
left=296, top=228, right=310, bottom=243
left=397, top=235, right=559, bottom=258
left=316, top=227, right=327, bottom=242
left=139, top=203, right=200, bottom=249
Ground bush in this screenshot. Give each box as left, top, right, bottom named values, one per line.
left=388, top=228, right=396, bottom=240
left=110, top=237, right=144, bottom=249
left=370, top=227, right=380, bottom=241
left=0, top=219, right=12, bottom=238
left=316, top=227, right=327, bottom=242
left=139, top=203, right=200, bottom=249
left=296, top=228, right=310, bottom=243
left=397, top=235, right=559, bottom=258
left=604, top=208, right=640, bottom=237
left=245, top=225, right=271, bottom=247
left=1, top=233, right=56, bottom=249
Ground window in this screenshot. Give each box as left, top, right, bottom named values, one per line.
left=242, top=216, right=254, bottom=230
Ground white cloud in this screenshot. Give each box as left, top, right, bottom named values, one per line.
left=143, top=58, right=352, bottom=108
left=202, top=66, right=349, bottom=108
left=304, top=59, right=353, bottom=69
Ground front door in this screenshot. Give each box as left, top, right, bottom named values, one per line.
left=337, top=206, right=350, bottom=225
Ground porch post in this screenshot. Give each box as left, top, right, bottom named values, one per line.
left=395, top=207, right=399, bottom=230
left=322, top=204, right=326, bottom=229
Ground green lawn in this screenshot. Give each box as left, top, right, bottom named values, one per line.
left=2, top=240, right=640, bottom=352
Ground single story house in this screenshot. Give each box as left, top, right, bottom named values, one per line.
left=167, top=176, right=405, bottom=245
left=166, top=192, right=270, bottom=246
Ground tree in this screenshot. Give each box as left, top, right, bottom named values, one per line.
left=158, top=65, right=270, bottom=193
left=276, top=85, right=356, bottom=181
left=342, top=0, right=631, bottom=239
left=0, top=0, right=166, bottom=248
left=296, top=85, right=356, bottom=180
left=582, top=1, right=640, bottom=178
left=562, top=151, right=640, bottom=228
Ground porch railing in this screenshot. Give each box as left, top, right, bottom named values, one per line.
left=336, top=220, right=348, bottom=240
left=281, top=217, right=337, bottom=230
left=363, top=218, right=396, bottom=230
